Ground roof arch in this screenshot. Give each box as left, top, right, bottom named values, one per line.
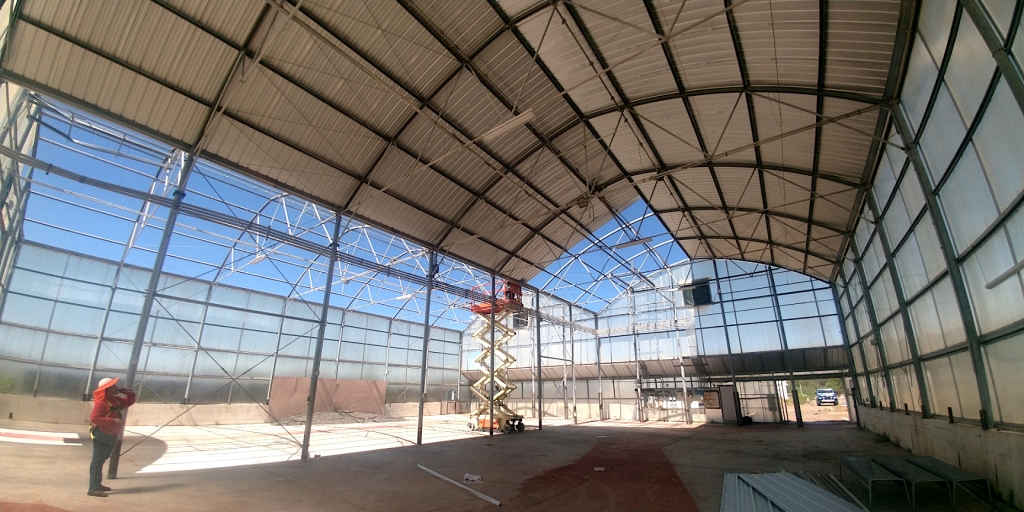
left=0, top=0, right=917, bottom=282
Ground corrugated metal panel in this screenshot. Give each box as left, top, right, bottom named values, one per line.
left=473, top=31, right=578, bottom=136
left=6, top=24, right=208, bottom=145
left=484, top=174, right=558, bottom=228
left=494, top=0, right=547, bottom=21
left=763, top=171, right=811, bottom=218
left=167, top=0, right=263, bottom=48
left=259, top=16, right=417, bottom=139
left=515, top=235, right=565, bottom=270
left=769, top=215, right=809, bottom=246
left=661, top=212, right=698, bottom=239
left=203, top=117, right=356, bottom=206
left=751, top=94, right=817, bottom=171
left=740, top=240, right=773, bottom=263
left=824, top=1, right=900, bottom=95
left=635, top=100, right=705, bottom=166
left=733, top=1, right=819, bottom=87
left=223, top=67, right=387, bottom=177
left=540, top=216, right=586, bottom=254
left=639, top=177, right=677, bottom=211
left=658, top=0, right=742, bottom=90
left=671, top=168, right=720, bottom=208
left=457, top=200, right=532, bottom=253
left=24, top=0, right=236, bottom=105
left=348, top=186, right=451, bottom=246
left=517, top=3, right=621, bottom=114
left=518, top=147, right=588, bottom=207
left=692, top=210, right=732, bottom=238
left=396, top=112, right=494, bottom=193
left=732, top=212, right=769, bottom=241
left=708, top=238, right=743, bottom=259
left=818, top=98, right=878, bottom=178
left=369, top=147, right=476, bottom=223
left=689, top=93, right=757, bottom=164
left=502, top=256, right=540, bottom=282
left=575, top=0, right=676, bottom=100
left=441, top=228, right=510, bottom=271
left=774, top=245, right=805, bottom=270
left=408, top=1, right=504, bottom=57
left=716, top=167, right=763, bottom=210
left=551, top=125, right=622, bottom=187
left=588, top=111, right=656, bottom=172
left=812, top=180, right=857, bottom=230
left=302, top=1, right=458, bottom=99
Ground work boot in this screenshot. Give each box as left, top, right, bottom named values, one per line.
left=99, top=485, right=112, bottom=491
left=87, top=490, right=108, bottom=497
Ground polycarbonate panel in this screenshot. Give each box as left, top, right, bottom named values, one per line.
left=901, top=36, right=941, bottom=132
left=919, top=85, right=968, bottom=183
left=985, top=333, right=1024, bottom=425
left=962, top=230, right=1024, bottom=334
left=972, top=79, right=1024, bottom=212
left=943, top=13, right=996, bottom=123
left=938, top=145, right=999, bottom=253
left=891, top=364, right=920, bottom=412
left=917, top=0, right=958, bottom=62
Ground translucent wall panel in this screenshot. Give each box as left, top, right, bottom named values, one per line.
left=972, top=80, right=1024, bottom=211
left=984, top=333, right=1024, bottom=425
left=944, top=13, right=997, bottom=123
left=939, top=145, right=1000, bottom=252
left=894, top=212, right=947, bottom=297
left=891, top=364, right=921, bottom=412
left=908, top=277, right=966, bottom=355
left=962, top=227, right=1024, bottom=334
left=925, top=352, right=978, bottom=419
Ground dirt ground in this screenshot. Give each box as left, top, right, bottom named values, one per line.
left=787, top=401, right=852, bottom=422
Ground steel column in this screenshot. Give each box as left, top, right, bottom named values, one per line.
left=766, top=267, right=803, bottom=427
left=961, top=0, right=1024, bottom=112
left=674, top=301, right=692, bottom=424
left=851, top=243, right=899, bottom=412
left=832, top=283, right=864, bottom=428
left=711, top=262, right=739, bottom=421
left=867, top=195, right=932, bottom=417
left=301, top=214, right=342, bottom=461
left=891, top=106, right=995, bottom=428
left=416, top=251, right=437, bottom=445
left=595, top=313, right=602, bottom=421
left=569, top=306, right=576, bottom=425
left=535, top=290, right=542, bottom=430
left=108, top=154, right=197, bottom=479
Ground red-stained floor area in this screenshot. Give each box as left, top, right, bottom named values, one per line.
left=507, top=434, right=700, bottom=511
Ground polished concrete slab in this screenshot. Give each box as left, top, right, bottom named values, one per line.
left=1, top=416, right=1012, bottom=511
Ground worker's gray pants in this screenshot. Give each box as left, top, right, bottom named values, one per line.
left=89, top=429, right=117, bottom=492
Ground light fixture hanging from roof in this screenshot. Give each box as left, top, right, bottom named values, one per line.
left=613, top=237, right=653, bottom=250
left=478, top=109, right=536, bottom=144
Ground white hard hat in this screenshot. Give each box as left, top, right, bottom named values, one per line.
left=96, top=377, right=119, bottom=391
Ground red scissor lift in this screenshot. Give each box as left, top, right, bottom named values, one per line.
left=468, top=280, right=526, bottom=433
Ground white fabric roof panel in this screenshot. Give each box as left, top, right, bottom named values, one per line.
left=1, top=0, right=916, bottom=283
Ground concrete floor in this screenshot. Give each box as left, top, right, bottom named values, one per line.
left=0, top=414, right=1011, bottom=511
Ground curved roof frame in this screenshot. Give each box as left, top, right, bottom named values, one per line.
left=0, top=0, right=918, bottom=285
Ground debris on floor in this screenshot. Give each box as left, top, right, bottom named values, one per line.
left=463, top=473, right=482, bottom=483
left=594, top=467, right=606, bottom=472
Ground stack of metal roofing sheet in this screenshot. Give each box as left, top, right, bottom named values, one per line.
left=721, top=472, right=865, bottom=512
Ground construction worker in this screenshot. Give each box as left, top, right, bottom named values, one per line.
left=88, top=377, right=136, bottom=497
